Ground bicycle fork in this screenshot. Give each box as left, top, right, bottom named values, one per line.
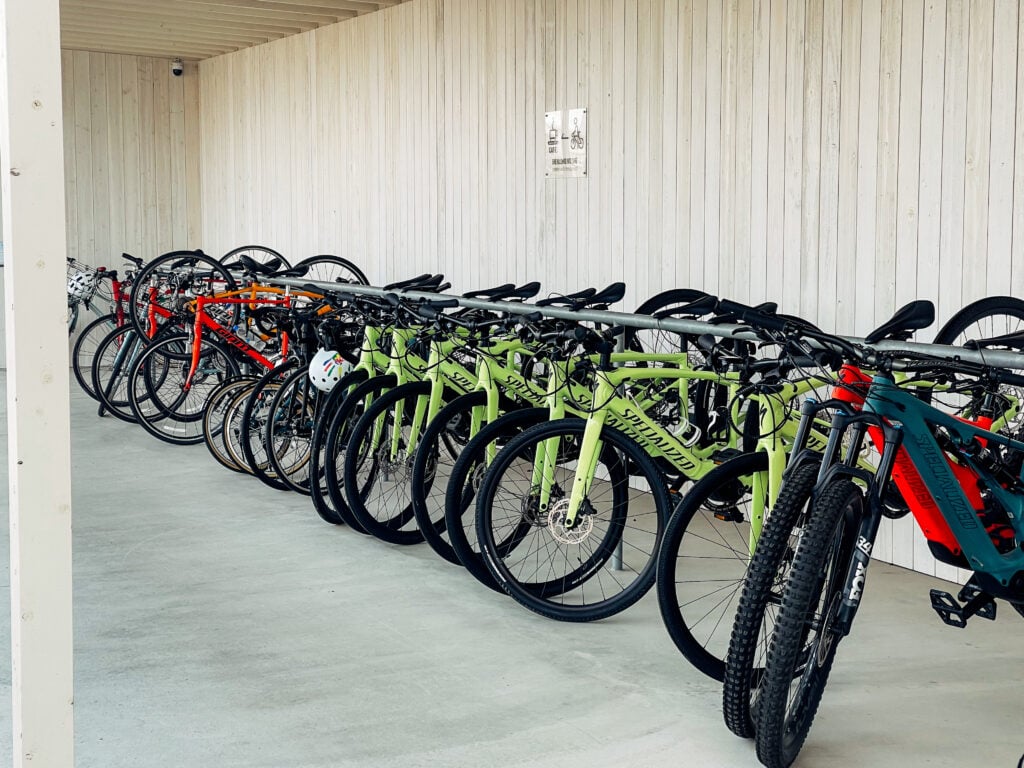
left=817, top=406, right=905, bottom=637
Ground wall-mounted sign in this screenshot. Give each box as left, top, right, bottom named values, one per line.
left=545, top=107, right=587, bottom=178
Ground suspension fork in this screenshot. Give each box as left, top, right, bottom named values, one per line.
left=833, top=421, right=902, bottom=636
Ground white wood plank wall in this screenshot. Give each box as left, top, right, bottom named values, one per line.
left=61, top=51, right=201, bottom=267
left=197, top=0, right=1024, bottom=578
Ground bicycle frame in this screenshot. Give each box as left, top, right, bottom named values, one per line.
left=185, top=294, right=290, bottom=388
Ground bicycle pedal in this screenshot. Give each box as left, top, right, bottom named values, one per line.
left=957, top=583, right=997, bottom=621
left=930, top=590, right=969, bottom=628
left=929, top=588, right=996, bottom=628
left=714, top=506, right=745, bottom=523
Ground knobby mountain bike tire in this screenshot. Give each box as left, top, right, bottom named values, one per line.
left=475, top=418, right=671, bottom=622
left=722, top=456, right=821, bottom=737
left=755, top=478, right=863, bottom=768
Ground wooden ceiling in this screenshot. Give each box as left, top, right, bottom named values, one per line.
left=60, top=0, right=410, bottom=61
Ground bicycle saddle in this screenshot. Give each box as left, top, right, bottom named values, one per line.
left=536, top=287, right=598, bottom=307
left=275, top=263, right=310, bottom=279
left=589, top=282, right=626, bottom=306
left=462, top=283, right=516, bottom=299
left=864, top=299, right=935, bottom=344
left=232, top=254, right=282, bottom=276
left=384, top=273, right=448, bottom=292
left=511, top=281, right=542, bottom=300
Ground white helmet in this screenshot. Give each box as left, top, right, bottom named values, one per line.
left=309, top=349, right=352, bottom=392
left=67, top=270, right=98, bottom=300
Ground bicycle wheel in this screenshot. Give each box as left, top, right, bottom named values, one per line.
left=91, top=325, right=157, bottom=422
left=308, top=369, right=371, bottom=525
left=475, top=418, right=671, bottom=622
left=755, top=478, right=863, bottom=768
left=265, top=367, right=322, bottom=494
left=203, top=376, right=259, bottom=473
left=722, top=456, right=821, bottom=737
left=323, top=374, right=396, bottom=531
left=656, top=451, right=768, bottom=681
left=73, top=313, right=117, bottom=400
left=240, top=361, right=297, bottom=491
left=294, top=254, right=369, bottom=285
left=128, top=333, right=240, bottom=445
left=220, top=245, right=289, bottom=271
left=410, top=391, right=488, bottom=565
left=445, top=407, right=548, bottom=590
left=934, top=296, right=1024, bottom=347
left=343, top=381, right=438, bottom=545
left=127, top=250, right=237, bottom=339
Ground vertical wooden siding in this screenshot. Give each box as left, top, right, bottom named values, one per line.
left=61, top=51, right=201, bottom=265
left=198, top=0, right=1024, bottom=579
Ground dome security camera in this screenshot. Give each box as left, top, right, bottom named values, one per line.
left=171, top=59, right=184, bottom=77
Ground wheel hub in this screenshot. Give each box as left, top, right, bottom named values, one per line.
left=547, top=498, right=594, bottom=545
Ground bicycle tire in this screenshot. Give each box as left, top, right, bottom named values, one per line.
left=92, top=325, right=164, bottom=422
left=445, top=407, right=549, bottom=591
left=656, top=451, right=768, bottom=681
left=322, top=374, right=397, bottom=530
left=265, top=366, right=321, bottom=494
left=240, top=361, right=297, bottom=491
left=128, top=332, right=240, bottom=445
left=410, top=391, right=489, bottom=565
left=127, top=250, right=237, bottom=339
left=73, top=313, right=117, bottom=400
left=307, top=368, right=371, bottom=525
left=294, top=254, right=370, bottom=285
left=203, top=376, right=259, bottom=473
left=475, top=418, right=671, bottom=622
left=934, top=296, right=1024, bottom=347
left=342, top=381, right=435, bottom=544
left=722, top=456, right=821, bottom=737
left=220, top=245, right=289, bottom=271
left=755, top=478, right=863, bottom=768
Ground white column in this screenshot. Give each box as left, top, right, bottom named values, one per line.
left=0, top=0, right=75, bottom=766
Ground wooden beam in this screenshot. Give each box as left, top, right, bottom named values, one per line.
left=60, top=5, right=308, bottom=36
left=59, top=43, right=216, bottom=60
left=60, top=0, right=322, bottom=32
left=61, top=17, right=275, bottom=48
left=0, top=1, right=75, bottom=766
left=61, top=34, right=237, bottom=58
left=169, top=0, right=354, bottom=25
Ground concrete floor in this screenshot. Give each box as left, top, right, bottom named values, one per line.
left=0, top=382, right=1021, bottom=767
